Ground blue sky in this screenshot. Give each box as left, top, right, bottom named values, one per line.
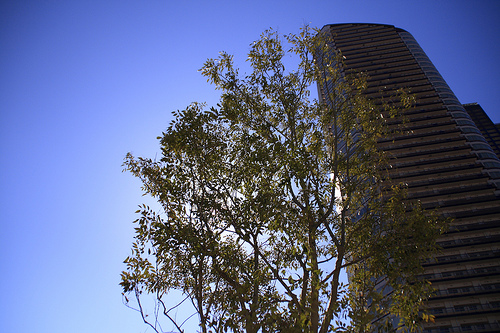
left=1, top=1, right=499, bottom=332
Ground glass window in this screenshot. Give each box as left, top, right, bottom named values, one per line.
left=456, top=119, right=476, bottom=126
left=462, top=127, right=482, bottom=134
left=466, top=134, right=487, bottom=143
left=477, top=152, right=499, bottom=160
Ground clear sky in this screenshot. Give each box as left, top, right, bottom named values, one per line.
left=1, top=1, right=499, bottom=332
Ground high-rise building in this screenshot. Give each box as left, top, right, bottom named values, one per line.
left=320, top=23, right=500, bottom=332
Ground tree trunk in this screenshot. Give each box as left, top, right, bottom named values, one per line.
left=309, top=222, right=319, bottom=333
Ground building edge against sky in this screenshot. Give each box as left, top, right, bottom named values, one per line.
left=320, top=23, right=500, bottom=332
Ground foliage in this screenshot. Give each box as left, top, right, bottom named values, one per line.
left=121, top=27, right=445, bottom=333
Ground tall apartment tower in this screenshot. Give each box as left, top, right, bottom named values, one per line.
left=320, top=23, right=500, bottom=332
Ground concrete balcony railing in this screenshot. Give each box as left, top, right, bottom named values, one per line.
left=432, top=283, right=500, bottom=298
left=429, top=302, right=500, bottom=318
left=423, top=265, right=500, bottom=281
left=423, top=322, right=500, bottom=333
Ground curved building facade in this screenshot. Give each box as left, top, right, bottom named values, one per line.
left=320, top=23, right=500, bottom=332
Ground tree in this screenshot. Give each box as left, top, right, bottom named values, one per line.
left=120, top=27, right=445, bottom=333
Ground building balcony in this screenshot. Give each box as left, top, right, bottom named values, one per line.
left=423, top=322, right=500, bottom=333
left=429, top=302, right=500, bottom=318
left=424, top=265, right=500, bottom=282
left=432, top=283, right=500, bottom=299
